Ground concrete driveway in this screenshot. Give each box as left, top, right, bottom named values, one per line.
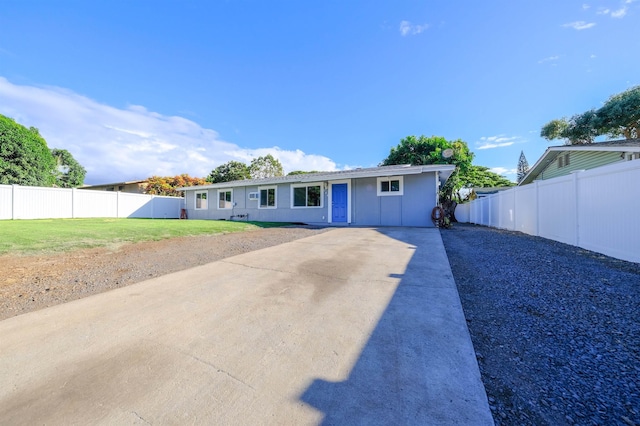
left=0, top=227, right=492, bottom=425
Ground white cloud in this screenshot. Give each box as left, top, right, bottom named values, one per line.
left=399, top=20, right=429, bottom=36
left=538, top=55, right=561, bottom=64
left=597, top=7, right=611, bottom=14
left=562, top=21, right=596, bottom=30
left=583, top=3, right=591, bottom=9
left=0, top=77, right=339, bottom=184
left=611, top=6, right=628, bottom=17
left=476, top=135, right=519, bottom=150
left=490, top=167, right=517, bottom=177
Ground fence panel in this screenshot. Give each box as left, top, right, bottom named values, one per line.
left=537, top=175, right=576, bottom=245
left=0, top=185, right=12, bottom=219
left=455, top=202, right=470, bottom=223
left=514, top=184, right=537, bottom=235
left=576, top=161, right=640, bottom=263
left=0, top=185, right=183, bottom=220
left=499, top=189, right=516, bottom=231
left=463, top=160, right=640, bottom=264
left=15, top=186, right=73, bottom=219
left=73, top=190, right=118, bottom=218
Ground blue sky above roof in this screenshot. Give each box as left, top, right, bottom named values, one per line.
left=0, top=0, right=638, bottom=184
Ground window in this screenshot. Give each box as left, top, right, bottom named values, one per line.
left=291, top=183, right=323, bottom=208
left=218, top=189, right=233, bottom=209
left=259, top=186, right=277, bottom=208
left=195, top=191, right=208, bottom=209
left=248, top=192, right=259, bottom=200
left=558, top=153, right=570, bottom=168
left=377, top=176, right=404, bottom=196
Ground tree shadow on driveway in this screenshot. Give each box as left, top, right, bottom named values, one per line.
left=298, top=228, right=493, bottom=425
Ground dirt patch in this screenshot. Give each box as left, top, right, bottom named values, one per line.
left=0, top=226, right=329, bottom=321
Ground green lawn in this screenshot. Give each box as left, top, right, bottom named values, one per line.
left=0, top=218, right=289, bottom=255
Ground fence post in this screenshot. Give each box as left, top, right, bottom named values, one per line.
left=116, top=191, right=120, bottom=218
left=71, top=188, right=76, bottom=219
left=534, top=181, right=540, bottom=236
left=573, top=172, right=580, bottom=247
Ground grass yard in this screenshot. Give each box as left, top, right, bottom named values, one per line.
left=0, top=218, right=289, bottom=255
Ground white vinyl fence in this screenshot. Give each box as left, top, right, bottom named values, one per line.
left=456, top=160, right=640, bottom=264
left=0, top=185, right=184, bottom=220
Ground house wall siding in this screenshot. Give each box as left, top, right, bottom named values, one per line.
left=187, top=183, right=329, bottom=224
left=350, top=174, right=436, bottom=227
left=185, top=172, right=439, bottom=227
left=538, top=151, right=622, bottom=181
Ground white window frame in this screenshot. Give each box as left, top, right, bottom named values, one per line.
left=377, top=176, right=404, bottom=196
left=217, top=189, right=233, bottom=210
left=291, top=182, right=324, bottom=209
left=248, top=191, right=259, bottom=200
left=258, top=186, right=277, bottom=209
left=195, top=190, right=208, bottom=210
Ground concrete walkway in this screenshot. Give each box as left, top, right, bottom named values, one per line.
left=0, top=227, right=493, bottom=425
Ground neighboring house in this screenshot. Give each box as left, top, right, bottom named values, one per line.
left=469, top=187, right=512, bottom=199
left=80, top=180, right=149, bottom=193
left=180, top=164, right=455, bottom=227
left=519, top=139, right=640, bottom=185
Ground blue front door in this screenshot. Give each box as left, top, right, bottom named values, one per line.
left=332, top=183, right=347, bottom=223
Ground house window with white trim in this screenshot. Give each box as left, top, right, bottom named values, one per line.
left=377, top=176, right=404, bottom=196
left=292, top=183, right=323, bottom=208
left=195, top=191, right=208, bottom=209
left=259, top=186, right=277, bottom=208
left=218, top=189, right=233, bottom=209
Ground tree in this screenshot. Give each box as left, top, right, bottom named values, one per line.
left=249, top=154, right=284, bottom=179
left=596, top=85, right=640, bottom=139
left=516, top=151, right=530, bottom=184
left=540, top=86, right=640, bottom=144
left=0, top=114, right=56, bottom=186
left=540, top=118, right=569, bottom=142
left=381, top=135, right=475, bottom=221
left=458, top=166, right=515, bottom=201
left=207, top=161, right=250, bottom=183
left=288, top=170, right=320, bottom=175
left=565, top=110, right=599, bottom=144
left=540, top=111, right=598, bottom=145
left=146, top=174, right=207, bottom=197
left=51, top=148, right=86, bottom=187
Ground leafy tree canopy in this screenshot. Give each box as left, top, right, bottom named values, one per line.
left=380, top=135, right=474, bottom=204
left=146, top=174, right=207, bottom=197
left=288, top=170, right=320, bottom=175
left=207, top=161, right=250, bottom=183
left=249, top=154, right=284, bottom=179
left=0, top=114, right=57, bottom=186
left=51, top=148, right=86, bottom=188
left=541, top=85, right=640, bottom=144
left=597, top=85, right=640, bottom=139
left=460, top=166, right=514, bottom=200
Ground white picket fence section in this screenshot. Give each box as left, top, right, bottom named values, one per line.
left=0, top=185, right=183, bottom=220
left=456, top=160, right=640, bottom=264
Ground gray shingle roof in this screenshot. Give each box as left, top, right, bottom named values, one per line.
left=179, top=164, right=455, bottom=191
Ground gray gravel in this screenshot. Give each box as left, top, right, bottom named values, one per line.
left=441, top=224, right=640, bottom=426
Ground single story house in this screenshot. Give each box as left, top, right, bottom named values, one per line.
left=180, top=164, right=455, bottom=227
left=80, top=179, right=149, bottom=193
left=519, top=138, right=640, bottom=185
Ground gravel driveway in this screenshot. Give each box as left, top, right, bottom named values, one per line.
left=441, top=224, right=640, bottom=426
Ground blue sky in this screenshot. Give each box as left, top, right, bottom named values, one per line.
left=1, top=0, right=638, bottom=184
